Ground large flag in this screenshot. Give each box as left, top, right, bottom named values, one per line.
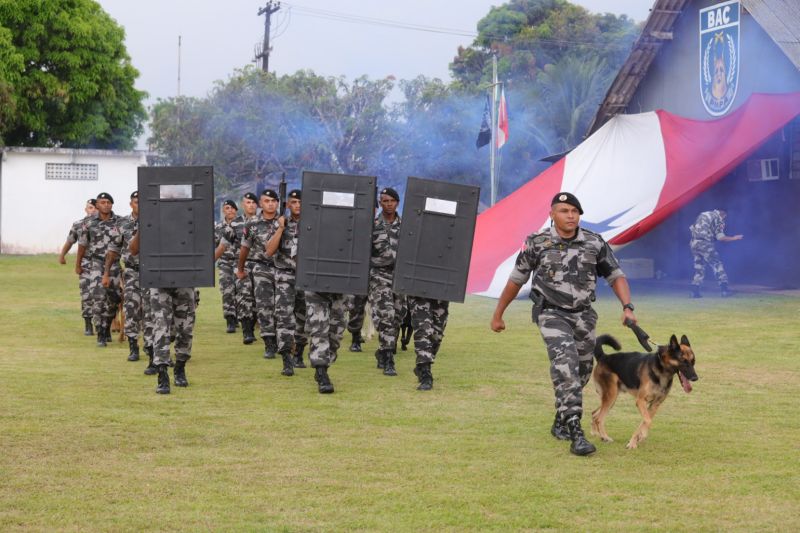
left=496, top=87, right=509, bottom=149
left=476, top=93, right=491, bottom=149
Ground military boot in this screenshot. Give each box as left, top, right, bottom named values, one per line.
left=173, top=360, right=188, bottom=387
left=263, top=336, right=277, bottom=359
left=550, top=413, right=570, bottom=441
left=83, top=317, right=94, bottom=336
left=293, top=344, right=307, bottom=368
left=156, top=365, right=170, bottom=394
left=104, top=322, right=113, bottom=343
left=225, top=315, right=237, bottom=334
left=127, top=337, right=140, bottom=362
left=720, top=283, right=733, bottom=298
left=565, top=415, right=596, bottom=456
left=375, top=349, right=385, bottom=370
left=242, top=319, right=256, bottom=345
left=382, top=350, right=397, bottom=376
left=96, top=326, right=107, bottom=348
left=280, top=352, right=295, bottom=376
left=349, top=331, right=363, bottom=352
left=414, top=362, right=433, bottom=391
left=314, top=366, right=334, bottom=394
left=143, top=345, right=157, bottom=375
left=690, top=285, right=702, bottom=299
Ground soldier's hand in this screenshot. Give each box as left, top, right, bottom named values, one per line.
left=490, top=316, right=506, bottom=332
left=277, top=216, right=286, bottom=228
left=101, top=274, right=110, bottom=288
left=236, top=269, right=246, bottom=280
left=75, top=264, right=83, bottom=275
left=58, top=255, right=66, bottom=265
left=622, top=308, right=637, bottom=326
left=732, top=234, right=743, bottom=241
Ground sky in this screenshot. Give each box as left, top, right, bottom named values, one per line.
left=97, top=0, right=652, bottom=106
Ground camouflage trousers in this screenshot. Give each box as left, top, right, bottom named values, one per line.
left=368, top=267, right=402, bottom=351
left=88, top=259, right=122, bottom=329
left=347, top=294, right=367, bottom=334
left=217, top=259, right=237, bottom=319
left=274, top=268, right=307, bottom=356
left=235, top=262, right=257, bottom=321
left=690, top=239, right=728, bottom=287
left=142, top=287, right=154, bottom=349
left=79, top=258, right=92, bottom=318
left=304, top=291, right=348, bottom=368
left=252, top=261, right=276, bottom=339
left=536, top=306, right=598, bottom=420
left=408, top=297, right=449, bottom=365
left=149, top=287, right=196, bottom=365
left=122, top=267, right=144, bottom=340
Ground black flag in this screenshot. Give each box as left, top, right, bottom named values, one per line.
left=476, top=93, right=491, bottom=149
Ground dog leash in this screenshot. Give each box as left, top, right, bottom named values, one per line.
left=624, top=318, right=658, bottom=352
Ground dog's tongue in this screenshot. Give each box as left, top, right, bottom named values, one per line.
left=679, top=371, right=693, bottom=393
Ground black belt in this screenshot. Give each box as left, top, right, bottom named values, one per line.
left=542, top=302, right=590, bottom=314
left=125, top=263, right=139, bottom=271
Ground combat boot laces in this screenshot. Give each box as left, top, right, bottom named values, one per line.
left=551, top=413, right=570, bottom=440
left=382, top=350, right=397, bottom=376
left=173, top=360, right=188, bottom=387
left=414, top=363, right=433, bottom=391
left=156, top=365, right=171, bottom=394
left=565, top=415, right=596, bottom=456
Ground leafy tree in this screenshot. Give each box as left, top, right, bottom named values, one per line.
left=0, top=0, right=147, bottom=148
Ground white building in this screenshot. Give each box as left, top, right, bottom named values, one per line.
left=0, top=147, right=148, bottom=254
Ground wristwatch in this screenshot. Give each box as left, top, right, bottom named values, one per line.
left=622, top=303, right=635, bottom=312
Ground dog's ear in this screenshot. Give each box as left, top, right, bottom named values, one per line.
left=669, top=334, right=679, bottom=351
left=680, top=335, right=691, bottom=346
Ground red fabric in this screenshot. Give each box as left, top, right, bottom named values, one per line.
left=497, top=87, right=509, bottom=149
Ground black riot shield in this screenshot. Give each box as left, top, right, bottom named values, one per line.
left=393, top=177, right=480, bottom=302
left=296, top=171, right=376, bottom=295
left=138, top=166, right=215, bottom=289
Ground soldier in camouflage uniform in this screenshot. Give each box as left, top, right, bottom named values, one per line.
left=491, top=192, right=637, bottom=456
left=240, top=189, right=280, bottom=359
left=76, top=193, right=122, bottom=348
left=59, top=198, right=97, bottom=336
left=105, top=191, right=144, bottom=362
left=215, top=199, right=239, bottom=333
left=368, top=187, right=403, bottom=376
left=689, top=209, right=742, bottom=298
left=407, top=296, right=449, bottom=391
left=267, top=189, right=307, bottom=376
left=215, top=192, right=259, bottom=344
left=346, top=295, right=367, bottom=352
left=304, top=291, right=349, bottom=394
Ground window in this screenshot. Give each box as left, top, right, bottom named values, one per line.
left=746, top=158, right=779, bottom=181
left=45, top=163, right=99, bottom=181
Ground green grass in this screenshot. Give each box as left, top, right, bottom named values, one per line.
left=1, top=255, right=798, bottom=531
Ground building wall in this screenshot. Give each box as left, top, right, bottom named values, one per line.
left=0, top=149, right=146, bottom=254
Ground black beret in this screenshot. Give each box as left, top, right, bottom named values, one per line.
left=223, top=199, right=238, bottom=210
left=261, top=189, right=279, bottom=200
left=380, top=187, right=399, bottom=202
left=551, top=192, right=583, bottom=215
left=97, top=192, right=114, bottom=204
left=87, top=198, right=97, bottom=206
left=130, top=190, right=138, bottom=199
left=243, top=192, right=257, bottom=202
left=288, top=189, right=301, bottom=200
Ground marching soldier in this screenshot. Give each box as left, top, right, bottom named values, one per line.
left=304, top=291, right=349, bottom=394
left=490, top=192, right=636, bottom=456
left=407, top=297, right=449, bottom=391
left=689, top=208, right=742, bottom=298
left=215, top=200, right=239, bottom=333
left=59, top=198, right=97, bottom=335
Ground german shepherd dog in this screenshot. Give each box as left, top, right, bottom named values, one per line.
left=591, top=334, right=698, bottom=449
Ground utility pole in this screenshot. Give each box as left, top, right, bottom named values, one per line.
left=256, top=1, right=281, bottom=72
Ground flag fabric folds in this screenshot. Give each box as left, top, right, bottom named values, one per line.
left=497, top=87, right=508, bottom=149
left=476, top=93, right=491, bottom=149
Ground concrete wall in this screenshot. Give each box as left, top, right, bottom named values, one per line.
left=0, top=148, right=147, bottom=254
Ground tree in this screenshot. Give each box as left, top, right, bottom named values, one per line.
left=0, top=0, right=147, bottom=149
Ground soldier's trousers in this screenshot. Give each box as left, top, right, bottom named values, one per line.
left=149, top=288, right=196, bottom=366
left=88, top=259, right=122, bottom=329
left=252, top=261, right=276, bottom=339
left=536, top=307, right=598, bottom=420
left=408, top=297, right=449, bottom=365
left=690, top=239, right=728, bottom=287
left=274, top=268, right=307, bottom=356
left=305, top=291, right=348, bottom=368
left=368, top=267, right=402, bottom=351
left=79, top=258, right=92, bottom=318
left=122, top=267, right=143, bottom=340
left=347, top=294, right=367, bottom=335
left=142, top=287, right=154, bottom=349
left=217, top=259, right=237, bottom=319
left=236, top=262, right=257, bottom=322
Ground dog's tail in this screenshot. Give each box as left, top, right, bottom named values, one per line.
left=594, top=334, right=621, bottom=361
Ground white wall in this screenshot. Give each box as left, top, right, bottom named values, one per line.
left=0, top=148, right=147, bottom=254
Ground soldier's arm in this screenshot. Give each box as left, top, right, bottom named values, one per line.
left=491, top=243, right=535, bottom=332
left=214, top=241, right=228, bottom=261
left=58, top=240, right=73, bottom=264
left=236, top=245, right=250, bottom=277
left=75, top=244, right=86, bottom=275
left=266, top=217, right=285, bottom=257
left=491, top=280, right=524, bottom=332
left=610, top=276, right=636, bottom=325
left=129, top=233, right=139, bottom=256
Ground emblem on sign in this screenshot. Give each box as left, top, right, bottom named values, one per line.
left=700, top=1, right=740, bottom=116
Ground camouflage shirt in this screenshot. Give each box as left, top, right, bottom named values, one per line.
left=66, top=215, right=93, bottom=245
left=689, top=210, right=726, bottom=241
left=108, top=215, right=139, bottom=268
left=242, top=215, right=280, bottom=264
left=370, top=214, right=401, bottom=269
left=509, top=226, right=625, bottom=310
left=77, top=212, right=122, bottom=262
left=273, top=217, right=300, bottom=271
left=219, top=214, right=253, bottom=257
left=215, top=219, right=237, bottom=263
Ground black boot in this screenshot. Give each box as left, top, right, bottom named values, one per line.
left=173, top=360, right=188, bottom=387
left=550, top=413, right=570, bottom=441
left=720, top=282, right=733, bottom=298
left=382, top=350, right=397, bottom=376
left=314, top=366, right=334, bottom=394
left=690, top=285, right=702, bottom=299
left=96, top=327, right=107, bottom=348
left=349, top=331, right=363, bottom=352
left=104, top=322, right=113, bottom=343
left=242, top=319, right=256, bottom=345
left=281, top=352, right=295, bottom=376
left=127, top=337, right=140, bottom=362
left=375, top=349, right=385, bottom=370
left=263, top=336, right=277, bottom=359
left=225, top=316, right=236, bottom=334
left=414, top=362, right=433, bottom=391
left=83, top=317, right=94, bottom=336
left=143, top=345, right=157, bottom=375
left=156, top=364, right=170, bottom=394
left=565, top=415, right=596, bottom=456
left=293, top=344, right=307, bottom=368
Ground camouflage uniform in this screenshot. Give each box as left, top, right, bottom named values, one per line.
left=219, top=214, right=256, bottom=320
left=304, top=291, right=349, bottom=367
left=689, top=210, right=729, bottom=287
left=407, top=297, right=449, bottom=364
left=149, top=288, right=196, bottom=365
left=215, top=219, right=238, bottom=320
left=273, top=217, right=307, bottom=358
left=347, top=295, right=367, bottom=336
left=66, top=216, right=93, bottom=319
left=509, top=225, right=625, bottom=421
left=78, top=213, right=123, bottom=331
left=368, top=215, right=403, bottom=353
left=109, top=215, right=143, bottom=341
left=242, top=215, right=280, bottom=340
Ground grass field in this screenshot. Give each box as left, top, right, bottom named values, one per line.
left=1, top=255, right=798, bottom=531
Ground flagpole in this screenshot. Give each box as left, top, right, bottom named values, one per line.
left=490, top=54, right=498, bottom=206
